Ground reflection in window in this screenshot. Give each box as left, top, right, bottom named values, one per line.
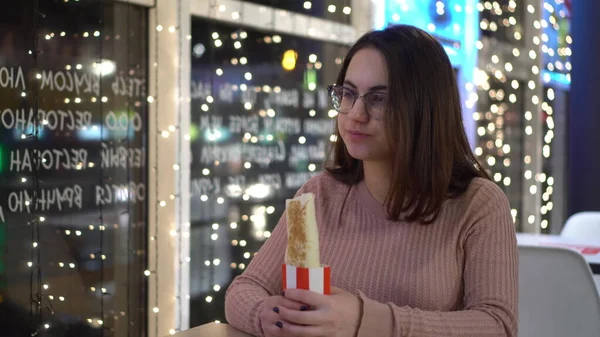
left=189, top=16, right=348, bottom=326
left=0, top=2, right=148, bottom=336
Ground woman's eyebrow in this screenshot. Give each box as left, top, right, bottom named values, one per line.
left=343, top=79, right=388, bottom=92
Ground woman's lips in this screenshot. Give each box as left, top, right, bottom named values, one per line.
left=347, top=130, right=369, bottom=140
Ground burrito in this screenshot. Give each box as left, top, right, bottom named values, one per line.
left=284, top=193, right=320, bottom=268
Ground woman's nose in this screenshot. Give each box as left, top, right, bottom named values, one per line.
left=347, top=98, right=369, bottom=123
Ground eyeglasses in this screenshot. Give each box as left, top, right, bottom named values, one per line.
left=327, top=84, right=386, bottom=120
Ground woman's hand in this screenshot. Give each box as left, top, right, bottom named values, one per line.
left=259, top=294, right=306, bottom=337
left=277, top=287, right=362, bottom=337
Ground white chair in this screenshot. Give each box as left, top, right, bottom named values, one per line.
left=561, top=212, right=600, bottom=239
left=560, top=212, right=600, bottom=293
left=518, top=245, right=600, bottom=337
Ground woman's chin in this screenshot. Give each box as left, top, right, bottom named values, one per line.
left=347, top=147, right=389, bottom=163
left=343, top=138, right=388, bottom=162
left=346, top=148, right=372, bottom=162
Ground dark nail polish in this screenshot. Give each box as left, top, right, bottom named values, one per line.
left=275, top=321, right=283, bottom=328
left=300, top=306, right=309, bottom=311
left=281, top=291, right=285, bottom=297
left=273, top=307, right=279, bottom=313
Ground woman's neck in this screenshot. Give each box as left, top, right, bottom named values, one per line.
left=362, top=161, right=392, bottom=205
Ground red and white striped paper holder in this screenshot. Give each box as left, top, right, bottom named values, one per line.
left=281, top=264, right=331, bottom=295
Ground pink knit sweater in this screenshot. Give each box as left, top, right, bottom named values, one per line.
left=224, top=173, right=518, bottom=336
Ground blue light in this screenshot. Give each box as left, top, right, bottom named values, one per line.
left=383, top=0, right=480, bottom=147
left=12, top=124, right=46, bottom=140
left=542, top=70, right=571, bottom=87
left=385, top=0, right=469, bottom=66
left=77, top=125, right=130, bottom=140
left=541, top=1, right=571, bottom=89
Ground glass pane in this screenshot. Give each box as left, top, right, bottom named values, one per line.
left=189, top=16, right=348, bottom=325
left=0, top=2, right=148, bottom=336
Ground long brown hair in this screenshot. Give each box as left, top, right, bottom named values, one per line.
left=326, top=24, right=490, bottom=224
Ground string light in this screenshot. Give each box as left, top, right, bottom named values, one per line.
left=468, top=0, right=551, bottom=230
left=21, top=0, right=48, bottom=334
left=537, top=0, right=571, bottom=232
left=146, top=0, right=194, bottom=335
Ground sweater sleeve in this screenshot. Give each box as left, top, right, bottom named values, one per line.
left=224, top=175, right=324, bottom=336
left=355, top=185, right=518, bottom=337
left=224, top=211, right=288, bottom=336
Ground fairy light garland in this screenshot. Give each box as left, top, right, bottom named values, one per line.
left=538, top=0, right=572, bottom=233
left=148, top=0, right=191, bottom=336
left=28, top=0, right=45, bottom=335
left=151, top=5, right=161, bottom=335
left=470, top=0, right=548, bottom=232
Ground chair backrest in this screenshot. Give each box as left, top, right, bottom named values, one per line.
left=561, top=212, right=600, bottom=239
left=518, top=245, right=600, bottom=337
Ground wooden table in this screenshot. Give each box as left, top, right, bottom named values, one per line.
left=170, top=323, right=254, bottom=337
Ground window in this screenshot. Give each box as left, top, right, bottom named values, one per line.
left=189, top=16, right=348, bottom=325
left=0, top=2, right=148, bottom=336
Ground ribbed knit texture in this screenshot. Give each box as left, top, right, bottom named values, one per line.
left=224, top=173, right=518, bottom=337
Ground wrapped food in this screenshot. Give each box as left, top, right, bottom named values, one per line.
left=284, top=193, right=320, bottom=268
left=282, top=193, right=330, bottom=295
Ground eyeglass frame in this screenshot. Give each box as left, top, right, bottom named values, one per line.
left=326, top=84, right=387, bottom=121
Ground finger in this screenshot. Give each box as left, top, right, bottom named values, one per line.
left=283, top=289, right=328, bottom=308
left=263, top=306, right=282, bottom=324
left=280, top=321, right=323, bottom=337
left=270, top=296, right=308, bottom=311
left=262, top=308, right=287, bottom=337
left=280, top=297, right=310, bottom=311
left=263, top=322, right=285, bottom=337
left=330, top=286, right=345, bottom=294
left=278, top=305, right=326, bottom=326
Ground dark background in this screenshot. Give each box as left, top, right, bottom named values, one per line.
left=567, top=0, right=600, bottom=216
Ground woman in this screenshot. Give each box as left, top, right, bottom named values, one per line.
left=225, top=24, right=518, bottom=337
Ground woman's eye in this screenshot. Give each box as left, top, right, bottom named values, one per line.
left=370, top=94, right=386, bottom=105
